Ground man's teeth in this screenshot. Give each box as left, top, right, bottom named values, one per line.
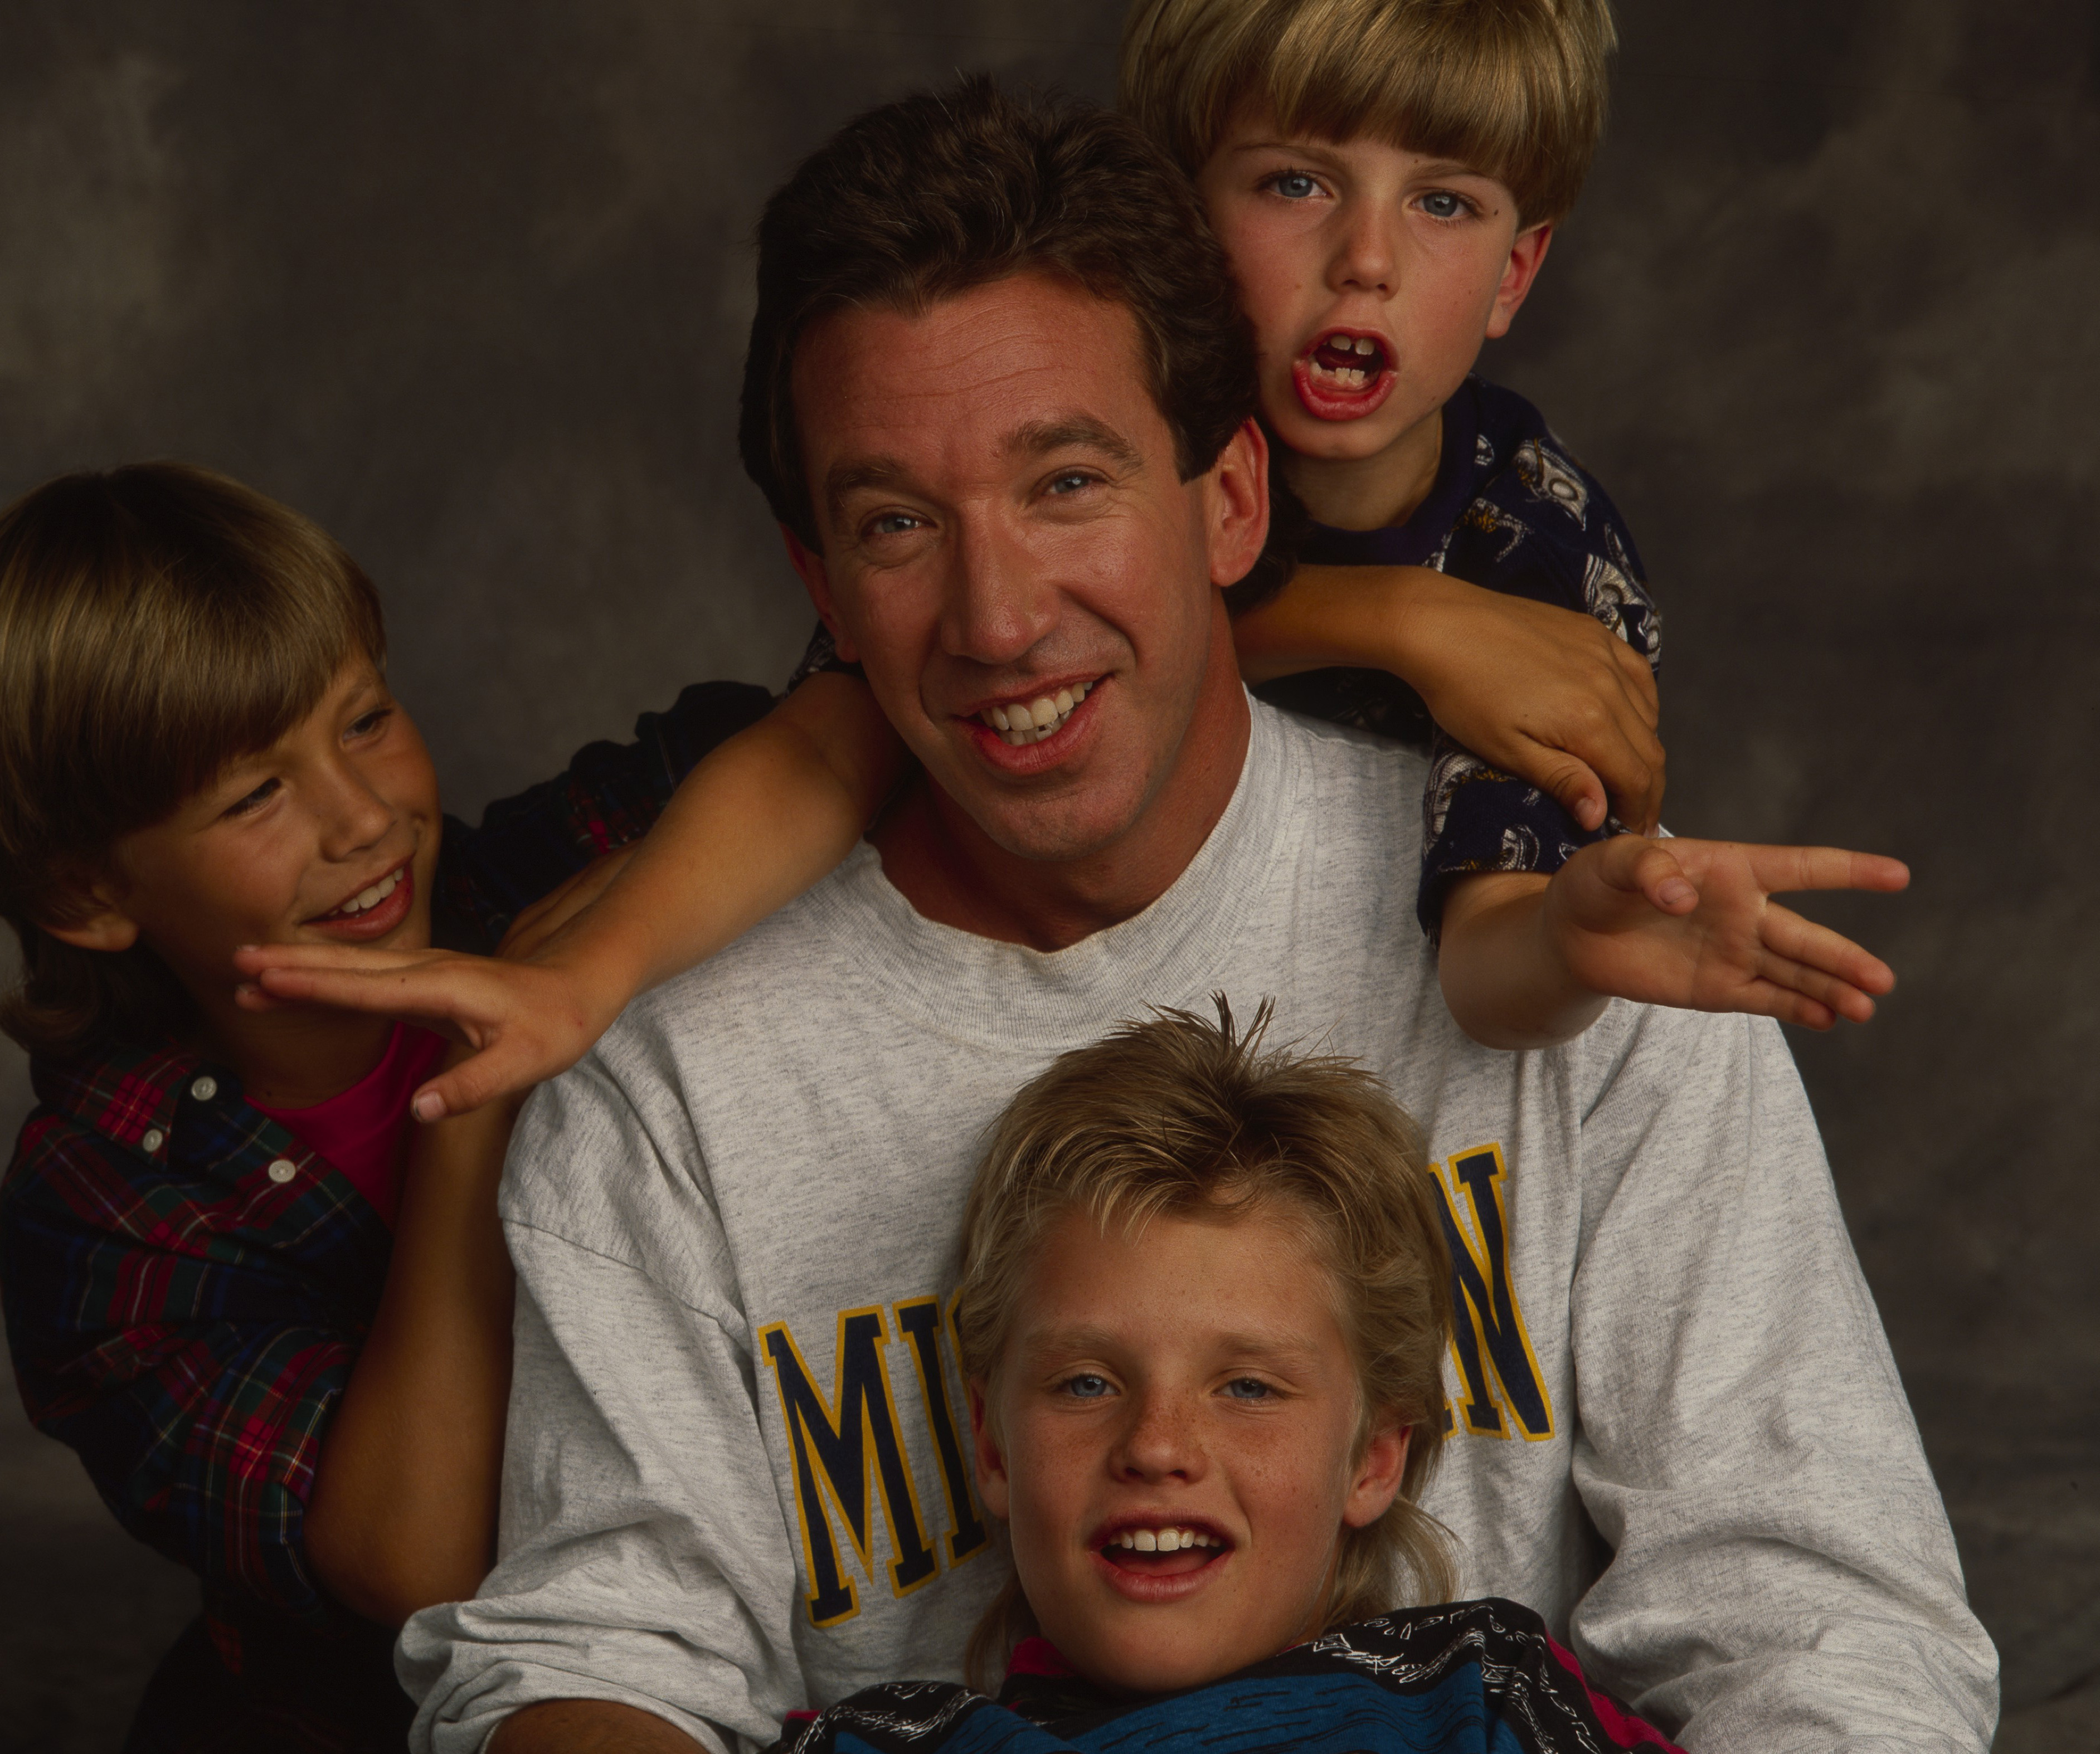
left=332, top=868, right=403, bottom=917
left=1110, top=1527, right=1222, bottom=1552
left=979, top=680, right=1091, bottom=746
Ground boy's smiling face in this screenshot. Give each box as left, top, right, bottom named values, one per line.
left=972, top=1201, right=1406, bottom=1693
left=55, top=657, right=441, bottom=1023
left=1197, top=110, right=1552, bottom=524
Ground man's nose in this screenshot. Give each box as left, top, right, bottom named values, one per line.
left=937, top=512, right=1059, bottom=665
left=1111, top=1387, right=1208, bottom=1484
left=1328, top=194, right=1397, bottom=296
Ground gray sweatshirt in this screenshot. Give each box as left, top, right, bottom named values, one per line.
left=399, top=701, right=1996, bottom=1754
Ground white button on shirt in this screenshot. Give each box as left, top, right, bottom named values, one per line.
left=141, top=1128, right=165, bottom=1153
left=189, top=1075, right=218, bottom=1102
left=266, top=1158, right=296, bottom=1185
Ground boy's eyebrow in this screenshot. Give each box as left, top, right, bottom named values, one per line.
left=1015, top=1323, right=1326, bottom=1370
left=1003, top=416, right=1141, bottom=471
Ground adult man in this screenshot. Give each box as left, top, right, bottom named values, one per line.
left=400, top=84, right=1995, bottom=1752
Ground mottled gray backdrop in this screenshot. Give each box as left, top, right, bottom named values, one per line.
left=0, top=2, right=2093, bottom=1749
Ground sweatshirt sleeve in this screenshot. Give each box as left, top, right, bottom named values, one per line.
left=397, top=1057, right=806, bottom=1754
left=1564, top=1007, right=1997, bottom=1752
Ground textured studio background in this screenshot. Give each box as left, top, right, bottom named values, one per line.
left=1, top=2, right=2094, bottom=1748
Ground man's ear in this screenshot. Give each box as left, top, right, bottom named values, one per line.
left=968, top=1379, right=1011, bottom=1523
left=780, top=525, right=861, bottom=664
left=1203, top=417, right=1272, bottom=592
left=1340, top=1416, right=1408, bottom=1530
left=37, top=873, right=141, bottom=954
left=1485, top=222, right=1554, bottom=340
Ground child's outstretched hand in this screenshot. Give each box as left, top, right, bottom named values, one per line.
left=232, top=853, right=636, bottom=1122
left=1544, top=835, right=1911, bottom=1027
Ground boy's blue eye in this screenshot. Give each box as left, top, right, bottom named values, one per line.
left=348, top=708, right=391, bottom=739
left=1268, top=170, right=1320, bottom=201
left=1223, top=1377, right=1273, bottom=1401
left=1061, top=1373, right=1112, bottom=1400
left=1421, top=191, right=1466, bottom=220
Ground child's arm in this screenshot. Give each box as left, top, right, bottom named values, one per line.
left=236, top=671, right=903, bottom=1120
left=302, top=1046, right=522, bottom=1621
left=1437, top=840, right=1911, bottom=1049
left=1233, top=562, right=1664, bottom=832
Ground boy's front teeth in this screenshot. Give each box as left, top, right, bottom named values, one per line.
left=979, top=681, right=1091, bottom=746
left=336, top=868, right=402, bottom=915
left=1111, top=1526, right=1219, bottom=1552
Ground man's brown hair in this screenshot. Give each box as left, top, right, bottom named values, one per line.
left=737, top=76, right=1292, bottom=600
left=952, top=997, right=1457, bottom=1684
left=1121, top=0, right=1617, bottom=226
left=0, top=463, right=386, bottom=1059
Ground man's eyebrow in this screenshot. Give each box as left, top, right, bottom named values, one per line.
left=823, top=457, right=907, bottom=524
left=1004, top=416, right=1143, bottom=472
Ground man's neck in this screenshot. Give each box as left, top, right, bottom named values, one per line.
left=1282, top=406, right=1442, bottom=533
left=872, top=619, right=1253, bottom=952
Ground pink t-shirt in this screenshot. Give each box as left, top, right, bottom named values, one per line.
left=255, top=1024, right=449, bottom=1229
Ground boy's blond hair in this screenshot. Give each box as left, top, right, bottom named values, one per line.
left=952, top=998, right=1457, bottom=1684
left=0, top=464, right=386, bottom=1059
left=1121, top=0, right=1616, bottom=226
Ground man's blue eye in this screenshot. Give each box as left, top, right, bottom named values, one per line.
left=1048, top=472, right=1091, bottom=496
left=1224, top=1377, right=1272, bottom=1401
left=1063, top=1373, right=1112, bottom=1399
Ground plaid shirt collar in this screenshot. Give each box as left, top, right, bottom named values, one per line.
left=32, top=1039, right=205, bottom=1168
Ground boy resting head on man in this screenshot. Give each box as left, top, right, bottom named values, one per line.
left=776, top=1000, right=1681, bottom=1754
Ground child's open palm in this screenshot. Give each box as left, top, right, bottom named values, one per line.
left=1546, top=835, right=1911, bottom=1028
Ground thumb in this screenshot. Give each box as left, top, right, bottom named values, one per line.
left=411, top=1048, right=525, bottom=1124
left=1528, top=750, right=1608, bottom=833
left=1619, top=839, right=1697, bottom=914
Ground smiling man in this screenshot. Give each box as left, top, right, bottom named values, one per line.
left=400, top=83, right=1994, bottom=1754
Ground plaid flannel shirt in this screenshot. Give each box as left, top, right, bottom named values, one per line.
left=0, top=679, right=771, bottom=1731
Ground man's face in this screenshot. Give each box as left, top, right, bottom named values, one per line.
left=1197, top=109, right=1550, bottom=469
left=65, top=659, right=441, bottom=1013
left=973, top=1204, right=1406, bottom=1694
left=785, top=272, right=1265, bottom=866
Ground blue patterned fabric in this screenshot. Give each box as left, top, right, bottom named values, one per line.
left=776, top=1601, right=1680, bottom=1754
left=1252, top=376, right=1662, bottom=933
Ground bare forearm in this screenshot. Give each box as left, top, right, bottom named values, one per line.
left=305, top=1089, right=519, bottom=1622
left=1231, top=563, right=1452, bottom=684
left=1437, top=872, right=1608, bottom=1050
left=493, top=1700, right=708, bottom=1753
left=543, top=673, right=903, bottom=1006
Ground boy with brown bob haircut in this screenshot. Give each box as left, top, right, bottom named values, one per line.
left=0, top=463, right=791, bottom=1748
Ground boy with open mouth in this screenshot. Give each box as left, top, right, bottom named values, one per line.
left=769, top=1001, right=1681, bottom=1754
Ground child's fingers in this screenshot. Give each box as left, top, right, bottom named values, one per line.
left=1615, top=838, right=1696, bottom=914
left=252, top=961, right=487, bottom=1032
left=1742, top=845, right=1911, bottom=898
left=1609, top=636, right=1660, bottom=728
left=1527, top=751, right=1608, bottom=832
left=1758, top=903, right=1897, bottom=999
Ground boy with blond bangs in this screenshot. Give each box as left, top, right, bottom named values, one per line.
left=771, top=1002, right=1682, bottom=1754
left=1120, top=0, right=1905, bottom=1046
